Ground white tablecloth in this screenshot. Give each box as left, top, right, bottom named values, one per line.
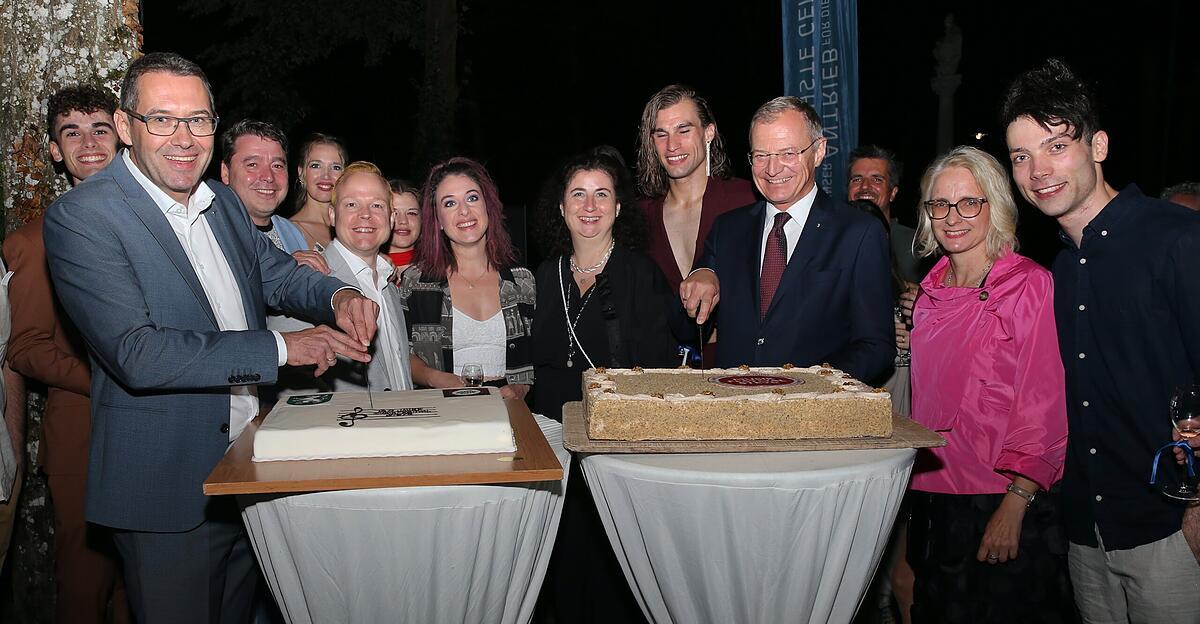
left=582, top=448, right=915, bottom=624
left=239, top=415, right=569, bottom=624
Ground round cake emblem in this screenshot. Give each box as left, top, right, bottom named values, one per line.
left=712, top=375, right=800, bottom=388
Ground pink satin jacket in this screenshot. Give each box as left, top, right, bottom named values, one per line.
left=910, top=251, right=1067, bottom=494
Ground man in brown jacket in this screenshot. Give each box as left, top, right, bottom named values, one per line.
left=5, top=84, right=129, bottom=624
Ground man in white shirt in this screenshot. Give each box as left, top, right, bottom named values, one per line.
left=42, top=52, right=380, bottom=623
left=308, top=161, right=413, bottom=393
left=680, top=96, right=893, bottom=382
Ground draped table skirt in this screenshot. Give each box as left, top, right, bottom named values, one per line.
left=238, top=415, right=570, bottom=624
left=581, top=447, right=915, bottom=624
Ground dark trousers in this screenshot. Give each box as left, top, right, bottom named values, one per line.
left=907, top=488, right=1079, bottom=624
left=111, top=501, right=257, bottom=624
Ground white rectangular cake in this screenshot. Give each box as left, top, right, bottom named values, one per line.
left=253, top=388, right=516, bottom=461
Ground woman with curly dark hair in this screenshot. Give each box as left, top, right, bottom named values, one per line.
left=534, top=147, right=681, bottom=624
left=531, top=148, right=684, bottom=420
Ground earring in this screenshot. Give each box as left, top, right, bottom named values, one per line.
left=705, top=139, right=712, bottom=177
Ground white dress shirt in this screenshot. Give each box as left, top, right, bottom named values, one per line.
left=758, top=184, right=818, bottom=271
left=122, top=150, right=285, bottom=441
left=327, top=241, right=410, bottom=391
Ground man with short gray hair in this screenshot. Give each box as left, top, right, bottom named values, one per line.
left=680, top=96, right=893, bottom=381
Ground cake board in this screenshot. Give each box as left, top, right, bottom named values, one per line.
left=561, top=401, right=945, bottom=453
left=204, top=399, right=562, bottom=496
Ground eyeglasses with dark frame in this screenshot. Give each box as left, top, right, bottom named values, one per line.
left=923, top=197, right=988, bottom=220
left=122, top=109, right=220, bottom=137
left=747, top=136, right=822, bottom=168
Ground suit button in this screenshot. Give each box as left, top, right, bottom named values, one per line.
left=756, top=338, right=765, bottom=345
left=227, top=376, right=237, bottom=384
left=508, top=343, right=516, bottom=349
left=220, top=423, right=230, bottom=434
left=250, top=374, right=260, bottom=382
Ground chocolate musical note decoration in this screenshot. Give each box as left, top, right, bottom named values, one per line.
left=336, top=405, right=439, bottom=427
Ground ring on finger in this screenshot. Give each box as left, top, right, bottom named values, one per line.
left=986, top=553, right=998, bottom=561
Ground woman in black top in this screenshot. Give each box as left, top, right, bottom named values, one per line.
left=531, top=148, right=683, bottom=421
left=532, top=148, right=684, bottom=624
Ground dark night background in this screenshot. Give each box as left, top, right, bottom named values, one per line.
left=147, top=0, right=1200, bottom=268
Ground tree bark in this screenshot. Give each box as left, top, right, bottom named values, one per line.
left=410, top=0, right=458, bottom=174
left=0, top=1, right=141, bottom=621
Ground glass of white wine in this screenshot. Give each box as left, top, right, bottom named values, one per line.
left=1162, top=385, right=1200, bottom=501
left=462, top=363, right=484, bottom=388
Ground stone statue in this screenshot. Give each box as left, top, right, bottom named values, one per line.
left=934, top=14, right=962, bottom=78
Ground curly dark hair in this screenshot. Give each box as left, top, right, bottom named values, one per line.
left=46, top=84, right=117, bottom=141
left=1000, top=58, right=1100, bottom=143
left=536, top=147, right=647, bottom=260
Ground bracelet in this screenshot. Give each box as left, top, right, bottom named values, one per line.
left=1006, top=482, right=1037, bottom=507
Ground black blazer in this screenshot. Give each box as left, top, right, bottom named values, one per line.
left=696, top=190, right=895, bottom=382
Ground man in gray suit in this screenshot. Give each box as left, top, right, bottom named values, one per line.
left=42, top=52, right=379, bottom=623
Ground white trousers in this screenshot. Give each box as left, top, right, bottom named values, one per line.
left=1068, top=528, right=1200, bottom=624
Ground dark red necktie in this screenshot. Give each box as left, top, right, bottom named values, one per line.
left=759, top=212, right=790, bottom=319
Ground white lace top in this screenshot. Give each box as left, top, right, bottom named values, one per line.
left=451, top=307, right=507, bottom=378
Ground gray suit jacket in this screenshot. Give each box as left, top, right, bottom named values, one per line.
left=319, top=246, right=413, bottom=393
left=43, top=155, right=347, bottom=532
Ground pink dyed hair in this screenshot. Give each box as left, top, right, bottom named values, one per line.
left=416, top=157, right=517, bottom=277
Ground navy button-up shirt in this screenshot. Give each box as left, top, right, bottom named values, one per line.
left=1053, top=185, right=1200, bottom=551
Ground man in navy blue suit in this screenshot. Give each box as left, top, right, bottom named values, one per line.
left=680, top=97, right=893, bottom=383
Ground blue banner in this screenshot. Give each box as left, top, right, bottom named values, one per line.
left=781, top=0, right=858, bottom=201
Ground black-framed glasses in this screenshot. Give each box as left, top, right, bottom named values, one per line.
left=747, top=136, right=822, bottom=168
left=123, top=109, right=219, bottom=137
left=923, top=197, right=987, bottom=220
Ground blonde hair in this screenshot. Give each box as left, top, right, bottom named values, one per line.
left=330, top=161, right=391, bottom=210
left=914, top=146, right=1018, bottom=260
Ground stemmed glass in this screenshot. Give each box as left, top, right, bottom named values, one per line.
left=1161, top=385, right=1200, bottom=501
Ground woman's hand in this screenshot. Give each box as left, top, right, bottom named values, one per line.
left=898, top=282, right=919, bottom=325
left=977, top=494, right=1027, bottom=564
left=500, top=383, right=530, bottom=401
left=895, top=320, right=910, bottom=351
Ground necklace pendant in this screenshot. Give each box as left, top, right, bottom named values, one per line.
left=567, top=358, right=573, bottom=367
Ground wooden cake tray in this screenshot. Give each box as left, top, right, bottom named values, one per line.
left=204, top=399, right=563, bottom=496
left=562, top=401, right=945, bottom=454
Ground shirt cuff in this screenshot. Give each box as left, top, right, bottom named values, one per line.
left=272, top=331, right=287, bottom=366
left=331, top=285, right=362, bottom=310
left=686, top=267, right=716, bottom=279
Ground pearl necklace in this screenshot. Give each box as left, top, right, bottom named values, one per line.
left=570, top=240, right=615, bottom=274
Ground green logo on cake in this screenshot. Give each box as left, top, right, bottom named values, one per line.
left=712, top=375, right=800, bottom=387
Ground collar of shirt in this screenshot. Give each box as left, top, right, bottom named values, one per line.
left=122, top=149, right=214, bottom=223
left=329, top=239, right=389, bottom=293
left=760, top=184, right=817, bottom=267
left=1056, top=184, right=1141, bottom=249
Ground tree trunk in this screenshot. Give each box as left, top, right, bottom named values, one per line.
left=0, top=1, right=141, bottom=621
left=410, top=0, right=458, bottom=175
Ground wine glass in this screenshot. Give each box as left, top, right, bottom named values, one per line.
left=462, top=364, right=484, bottom=388
left=1162, top=385, right=1200, bottom=501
